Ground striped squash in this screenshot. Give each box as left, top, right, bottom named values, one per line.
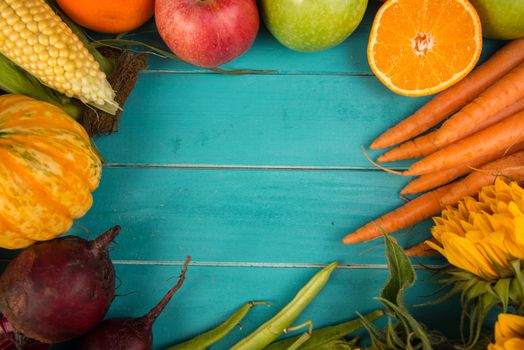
left=0, top=94, right=101, bottom=249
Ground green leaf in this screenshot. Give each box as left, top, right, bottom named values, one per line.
left=509, top=277, right=523, bottom=304
left=449, top=270, right=477, bottom=281
left=381, top=233, right=416, bottom=310
left=510, top=260, right=524, bottom=307
left=357, top=311, right=389, bottom=349
left=493, top=278, right=510, bottom=312
left=310, top=339, right=355, bottom=350
left=460, top=279, right=483, bottom=306
left=464, top=281, right=493, bottom=302
left=385, top=317, right=406, bottom=348
left=414, top=285, right=461, bottom=308
left=378, top=298, right=433, bottom=350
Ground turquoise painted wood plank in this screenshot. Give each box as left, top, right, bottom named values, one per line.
left=69, top=167, right=438, bottom=264
left=90, top=264, right=461, bottom=350
left=95, top=44, right=504, bottom=167
left=95, top=74, right=429, bottom=167
left=124, top=2, right=502, bottom=75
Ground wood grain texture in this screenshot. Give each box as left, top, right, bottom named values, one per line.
left=95, top=73, right=428, bottom=167
left=95, top=54, right=501, bottom=168
left=69, top=167, right=436, bottom=264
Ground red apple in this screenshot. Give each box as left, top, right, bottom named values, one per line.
left=155, top=0, right=260, bottom=68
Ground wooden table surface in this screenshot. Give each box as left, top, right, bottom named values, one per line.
left=1, top=2, right=504, bottom=349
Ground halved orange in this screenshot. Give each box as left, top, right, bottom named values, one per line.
left=368, top=0, right=483, bottom=97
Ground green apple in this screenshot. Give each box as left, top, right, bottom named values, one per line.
left=470, top=0, right=524, bottom=39
left=261, top=0, right=368, bottom=52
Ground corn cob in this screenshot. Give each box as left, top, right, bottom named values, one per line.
left=0, top=0, right=119, bottom=114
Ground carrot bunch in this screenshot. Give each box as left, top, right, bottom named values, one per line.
left=343, top=38, right=524, bottom=256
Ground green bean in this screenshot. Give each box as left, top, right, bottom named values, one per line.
left=283, top=320, right=313, bottom=350
left=264, top=309, right=385, bottom=350
left=230, top=262, right=340, bottom=350
left=166, top=301, right=269, bottom=350
left=310, top=339, right=356, bottom=350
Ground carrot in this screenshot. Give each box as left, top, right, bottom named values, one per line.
left=434, top=63, right=524, bottom=146
left=440, top=151, right=524, bottom=206
left=377, top=132, right=436, bottom=163
left=342, top=184, right=453, bottom=244
left=404, top=110, right=524, bottom=176
left=378, top=99, right=524, bottom=163
left=405, top=239, right=438, bottom=257
left=370, top=38, right=524, bottom=150
left=400, top=141, right=524, bottom=194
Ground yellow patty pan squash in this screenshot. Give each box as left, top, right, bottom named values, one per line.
left=0, top=94, right=101, bottom=249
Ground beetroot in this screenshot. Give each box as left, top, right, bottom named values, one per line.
left=0, top=226, right=121, bottom=344
left=1, top=315, right=48, bottom=350
left=76, top=256, right=191, bottom=350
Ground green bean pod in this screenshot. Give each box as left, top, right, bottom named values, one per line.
left=264, top=309, right=385, bottom=350
left=230, top=262, right=340, bottom=350
left=166, top=301, right=268, bottom=350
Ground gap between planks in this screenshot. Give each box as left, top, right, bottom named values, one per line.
left=104, top=163, right=407, bottom=172
left=0, top=258, right=444, bottom=270
left=111, top=260, right=444, bottom=270
left=141, top=70, right=374, bottom=77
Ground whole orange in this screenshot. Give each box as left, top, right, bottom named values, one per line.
left=56, top=0, right=154, bottom=34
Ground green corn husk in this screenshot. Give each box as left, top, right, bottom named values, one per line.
left=0, top=52, right=82, bottom=118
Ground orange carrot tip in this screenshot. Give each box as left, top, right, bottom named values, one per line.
left=405, top=240, right=438, bottom=257
left=376, top=154, right=388, bottom=163
left=400, top=186, right=413, bottom=195
left=403, top=169, right=416, bottom=176
left=343, top=222, right=388, bottom=244
left=369, top=141, right=383, bottom=150
left=343, top=184, right=452, bottom=244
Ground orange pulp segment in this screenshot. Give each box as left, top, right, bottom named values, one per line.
left=368, top=0, right=483, bottom=97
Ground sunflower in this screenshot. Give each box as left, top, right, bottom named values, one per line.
left=428, top=179, right=524, bottom=279
left=489, top=313, right=524, bottom=350
left=427, top=179, right=524, bottom=346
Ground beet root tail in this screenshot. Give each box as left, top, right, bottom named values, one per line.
left=90, top=226, right=121, bottom=254
left=141, top=256, right=191, bottom=327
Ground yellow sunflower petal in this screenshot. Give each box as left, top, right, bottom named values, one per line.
left=432, top=179, right=524, bottom=279
left=440, top=234, right=499, bottom=279
left=503, top=338, right=524, bottom=350
left=498, top=314, right=524, bottom=339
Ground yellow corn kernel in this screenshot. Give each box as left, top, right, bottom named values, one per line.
left=0, top=0, right=119, bottom=114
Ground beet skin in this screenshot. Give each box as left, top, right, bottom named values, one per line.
left=0, top=226, right=121, bottom=344
left=77, top=256, right=191, bottom=350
